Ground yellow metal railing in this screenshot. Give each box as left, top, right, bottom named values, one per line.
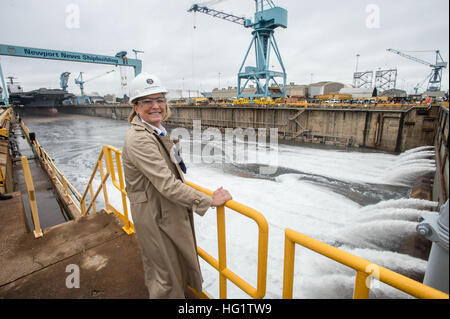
left=21, top=156, right=43, bottom=238
left=186, top=181, right=268, bottom=299
left=79, top=145, right=269, bottom=299
left=282, top=228, right=449, bottom=299
left=80, top=145, right=134, bottom=235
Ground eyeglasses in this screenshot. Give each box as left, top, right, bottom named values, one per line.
left=137, top=98, right=166, bottom=105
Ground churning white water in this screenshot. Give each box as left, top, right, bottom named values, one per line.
left=25, top=116, right=438, bottom=299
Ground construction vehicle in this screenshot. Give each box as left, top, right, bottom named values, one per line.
left=254, top=97, right=275, bottom=105
left=194, top=97, right=209, bottom=105
left=233, top=97, right=251, bottom=105
left=189, top=0, right=288, bottom=102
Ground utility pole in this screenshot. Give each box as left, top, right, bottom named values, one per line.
left=355, top=54, right=360, bottom=73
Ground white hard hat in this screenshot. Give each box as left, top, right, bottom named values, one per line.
left=129, top=72, right=168, bottom=103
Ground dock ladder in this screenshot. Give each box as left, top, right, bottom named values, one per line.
left=289, top=109, right=310, bottom=138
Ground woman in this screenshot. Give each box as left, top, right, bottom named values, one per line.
left=122, top=72, right=232, bottom=299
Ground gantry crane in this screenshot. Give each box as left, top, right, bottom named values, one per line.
left=189, top=0, right=288, bottom=101
left=387, top=48, right=447, bottom=92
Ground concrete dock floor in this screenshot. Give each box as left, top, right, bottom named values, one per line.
left=0, top=192, right=148, bottom=299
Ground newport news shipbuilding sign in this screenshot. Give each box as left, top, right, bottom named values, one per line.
left=0, top=44, right=142, bottom=75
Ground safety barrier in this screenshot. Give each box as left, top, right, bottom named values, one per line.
left=20, top=156, right=43, bottom=238
left=282, top=228, right=449, bottom=299
left=186, top=181, right=268, bottom=299
left=80, top=145, right=134, bottom=235
left=78, top=145, right=269, bottom=299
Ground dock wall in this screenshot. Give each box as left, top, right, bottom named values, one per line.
left=59, top=103, right=440, bottom=153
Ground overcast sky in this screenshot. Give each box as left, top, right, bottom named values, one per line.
left=1, top=0, right=448, bottom=97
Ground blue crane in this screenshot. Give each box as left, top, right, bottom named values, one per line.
left=74, top=69, right=115, bottom=104
left=0, top=62, right=8, bottom=105
left=387, top=48, right=447, bottom=92
left=60, top=72, right=71, bottom=91
left=188, top=0, right=288, bottom=101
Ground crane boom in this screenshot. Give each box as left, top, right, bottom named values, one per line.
left=85, top=69, right=115, bottom=83
left=188, top=4, right=250, bottom=26
left=387, top=48, right=447, bottom=92
left=387, top=48, right=433, bottom=67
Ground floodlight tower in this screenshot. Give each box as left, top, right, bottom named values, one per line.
left=189, top=0, right=288, bottom=100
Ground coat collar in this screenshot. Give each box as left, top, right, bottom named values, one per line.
left=131, top=116, right=185, bottom=181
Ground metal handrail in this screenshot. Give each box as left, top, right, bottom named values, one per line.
left=79, top=145, right=134, bottom=234
left=78, top=145, right=269, bottom=299
left=21, top=156, right=43, bottom=238
left=282, top=228, right=449, bottom=299
left=186, top=180, right=269, bottom=299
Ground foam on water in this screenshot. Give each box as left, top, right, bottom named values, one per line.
left=295, top=245, right=427, bottom=299
left=333, top=220, right=419, bottom=251
left=25, top=119, right=439, bottom=299
left=358, top=198, right=439, bottom=212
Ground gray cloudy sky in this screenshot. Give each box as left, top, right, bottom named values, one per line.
left=1, top=0, right=449, bottom=97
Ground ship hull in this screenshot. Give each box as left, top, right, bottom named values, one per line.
left=9, top=88, right=74, bottom=111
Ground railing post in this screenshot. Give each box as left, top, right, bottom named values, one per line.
left=217, top=205, right=227, bottom=299
left=114, top=151, right=134, bottom=234
left=89, top=183, right=96, bottom=214
left=50, top=161, right=57, bottom=181
left=81, top=199, right=87, bottom=216
left=61, top=174, right=70, bottom=200
left=282, top=230, right=296, bottom=299
left=354, top=271, right=370, bottom=299
left=21, top=156, right=43, bottom=238
left=98, top=159, right=110, bottom=212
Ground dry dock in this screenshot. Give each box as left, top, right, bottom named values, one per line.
left=60, top=103, right=441, bottom=153
left=1, top=103, right=448, bottom=299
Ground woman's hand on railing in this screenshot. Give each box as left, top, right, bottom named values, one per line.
left=211, top=187, right=232, bottom=207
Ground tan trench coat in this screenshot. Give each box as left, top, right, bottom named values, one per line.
left=122, top=115, right=212, bottom=298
